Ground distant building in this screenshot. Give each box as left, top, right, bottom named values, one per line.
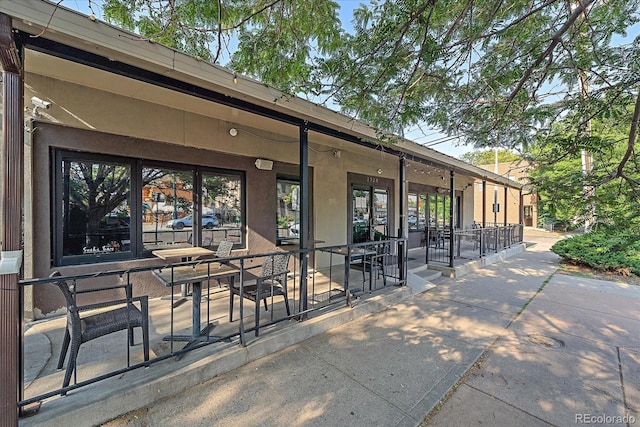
left=473, top=161, right=538, bottom=227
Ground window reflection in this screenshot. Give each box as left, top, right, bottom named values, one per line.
left=277, top=179, right=300, bottom=245
left=62, top=158, right=131, bottom=256
left=202, top=173, right=243, bottom=247
left=142, top=167, right=194, bottom=249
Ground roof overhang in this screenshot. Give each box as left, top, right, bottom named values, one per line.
left=1, top=0, right=522, bottom=189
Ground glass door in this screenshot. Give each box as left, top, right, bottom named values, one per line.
left=352, top=186, right=389, bottom=243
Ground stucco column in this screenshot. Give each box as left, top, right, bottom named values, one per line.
left=0, top=13, right=24, bottom=426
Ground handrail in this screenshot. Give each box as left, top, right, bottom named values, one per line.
left=18, top=237, right=407, bottom=405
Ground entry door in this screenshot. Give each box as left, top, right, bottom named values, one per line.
left=352, top=186, right=389, bottom=243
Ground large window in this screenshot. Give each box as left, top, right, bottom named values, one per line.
left=407, top=190, right=454, bottom=231
left=57, top=154, right=133, bottom=262
left=142, top=166, right=194, bottom=250
left=54, top=150, right=245, bottom=266
left=202, top=172, right=243, bottom=247
left=408, top=192, right=432, bottom=230
left=276, top=178, right=300, bottom=245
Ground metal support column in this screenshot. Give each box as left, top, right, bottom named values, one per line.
left=298, top=124, right=309, bottom=317
left=519, top=189, right=524, bottom=225
left=0, top=14, right=24, bottom=426
left=481, top=180, right=487, bottom=228
left=449, top=171, right=455, bottom=268
left=503, top=186, right=508, bottom=226
left=398, top=155, right=406, bottom=282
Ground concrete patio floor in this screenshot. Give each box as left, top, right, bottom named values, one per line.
left=20, top=238, right=528, bottom=426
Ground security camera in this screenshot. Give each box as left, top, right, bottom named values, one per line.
left=31, top=96, right=51, bottom=109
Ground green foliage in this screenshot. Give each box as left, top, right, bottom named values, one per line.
left=459, top=150, right=520, bottom=166
left=526, top=108, right=640, bottom=231
left=551, top=231, right=640, bottom=276
left=101, top=1, right=640, bottom=222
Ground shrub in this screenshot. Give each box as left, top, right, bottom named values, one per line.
left=551, top=231, right=640, bottom=276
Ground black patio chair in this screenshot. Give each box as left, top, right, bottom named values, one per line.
left=354, top=241, right=389, bottom=289
left=228, top=253, right=291, bottom=336
left=212, top=239, right=234, bottom=287
left=50, top=271, right=150, bottom=395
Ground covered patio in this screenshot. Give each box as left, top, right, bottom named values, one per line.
left=1, top=1, right=523, bottom=424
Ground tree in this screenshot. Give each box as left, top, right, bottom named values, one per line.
left=527, top=109, right=640, bottom=231
left=101, top=0, right=640, bottom=226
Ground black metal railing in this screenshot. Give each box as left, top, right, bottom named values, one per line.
left=424, top=225, right=524, bottom=266
left=18, top=237, right=407, bottom=407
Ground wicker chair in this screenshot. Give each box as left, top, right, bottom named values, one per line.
left=228, top=253, right=291, bottom=337
left=50, top=271, right=150, bottom=395
left=214, top=239, right=234, bottom=259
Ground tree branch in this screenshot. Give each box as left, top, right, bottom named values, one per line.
left=507, top=0, right=598, bottom=102
left=615, top=88, right=640, bottom=178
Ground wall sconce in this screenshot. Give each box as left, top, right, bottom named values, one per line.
left=229, top=128, right=238, bottom=137
left=255, top=158, right=273, bottom=171
left=377, top=168, right=383, bottom=175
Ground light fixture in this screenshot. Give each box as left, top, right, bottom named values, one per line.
left=229, top=128, right=238, bottom=137
left=255, top=158, right=274, bottom=171
left=233, top=74, right=238, bottom=85
left=377, top=168, right=382, bottom=175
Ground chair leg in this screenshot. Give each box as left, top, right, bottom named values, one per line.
left=128, top=327, right=135, bottom=347
left=62, top=338, right=81, bottom=396
left=142, top=324, right=149, bottom=363
left=263, top=299, right=269, bottom=311
left=283, top=293, right=291, bottom=316
left=254, top=301, right=260, bottom=337
left=229, top=292, right=235, bottom=322
left=57, top=328, right=71, bottom=370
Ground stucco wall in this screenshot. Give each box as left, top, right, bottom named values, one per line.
left=22, top=71, right=480, bottom=317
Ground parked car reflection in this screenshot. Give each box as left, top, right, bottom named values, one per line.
left=166, top=214, right=219, bottom=230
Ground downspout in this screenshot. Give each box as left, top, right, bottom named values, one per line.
left=298, top=124, right=309, bottom=317
left=0, top=13, right=24, bottom=426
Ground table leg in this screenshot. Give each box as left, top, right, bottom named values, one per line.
left=192, top=281, right=202, bottom=339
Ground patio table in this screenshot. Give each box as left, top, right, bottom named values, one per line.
left=327, top=247, right=377, bottom=304
left=152, top=261, right=239, bottom=352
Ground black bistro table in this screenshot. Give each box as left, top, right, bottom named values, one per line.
left=153, top=247, right=238, bottom=352
left=328, top=246, right=377, bottom=304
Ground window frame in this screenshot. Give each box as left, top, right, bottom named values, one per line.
left=198, top=167, right=246, bottom=250
left=53, top=150, right=139, bottom=266
left=53, top=149, right=246, bottom=266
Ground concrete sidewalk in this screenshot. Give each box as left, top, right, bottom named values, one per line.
left=89, top=230, right=640, bottom=427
